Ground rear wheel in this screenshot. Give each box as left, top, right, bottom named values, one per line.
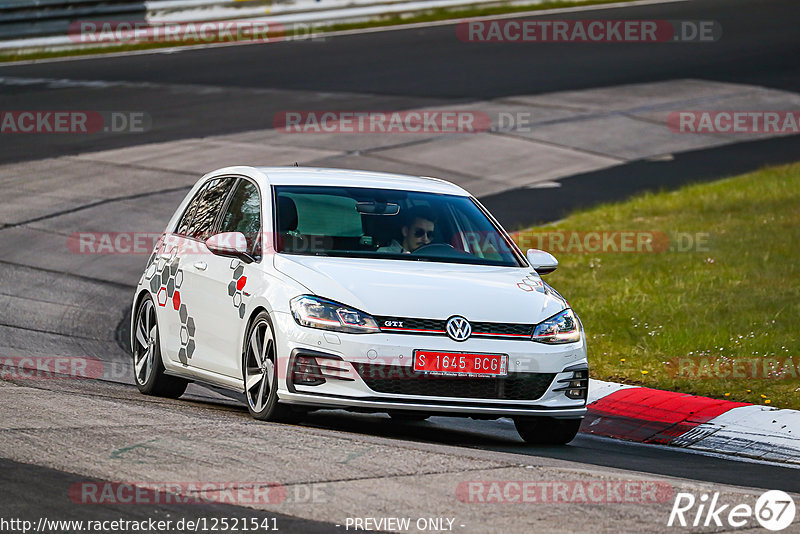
left=243, top=311, right=304, bottom=423
left=513, top=417, right=582, bottom=445
left=132, top=295, right=188, bottom=398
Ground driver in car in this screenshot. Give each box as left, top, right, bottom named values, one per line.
left=378, top=206, right=436, bottom=253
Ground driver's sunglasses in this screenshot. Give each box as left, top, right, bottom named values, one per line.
left=413, top=228, right=435, bottom=239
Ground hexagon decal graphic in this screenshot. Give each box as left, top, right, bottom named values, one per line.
left=180, top=325, right=189, bottom=345
left=156, top=287, right=168, bottom=306
left=173, top=290, right=181, bottom=311
left=179, top=303, right=188, bottom=323
left=178, top=347, right=187, bottom=364
left=149, top=274, right=161, bottom=294
left=167, top=278, right=175, bottom=297
left=186, top=317, right=195, bottom=336
left=175, top=270, right=183, bottom=288
left=226, top=262, right=248, bottom=320
left=186, top=339, right=195, bottom=358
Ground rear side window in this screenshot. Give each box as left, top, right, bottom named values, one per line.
left=181, top=177, right=235, bottom=240
left=176, top=181, right=210, bottom=236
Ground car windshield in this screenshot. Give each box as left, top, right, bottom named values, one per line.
left=273, top=185, right=524, bottom=267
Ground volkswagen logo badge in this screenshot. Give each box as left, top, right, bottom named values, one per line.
left=446, top=316, right=472, bottom=342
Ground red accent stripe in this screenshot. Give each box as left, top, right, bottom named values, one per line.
left=473, top=332, right=530, bottom=338
left=381, top=327, right=528, bottom=338
left=584, top=387, right=750, bottom=445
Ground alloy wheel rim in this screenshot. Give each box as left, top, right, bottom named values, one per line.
left=134, top=299, right=156, bottom=385
left=245, top=320, right=275, bottom=412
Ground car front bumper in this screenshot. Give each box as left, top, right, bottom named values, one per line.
left=273, top=311, right=589, bottom=418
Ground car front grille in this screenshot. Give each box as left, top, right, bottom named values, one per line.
left=353, top=363, right=555, bottom=401
left=374, top=316, right=533, bottom=340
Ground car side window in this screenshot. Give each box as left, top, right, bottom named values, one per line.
left=184, top=177, right=235, bottom=240
left=175, top=181, right=211, bottom=236
left=219, top=179, right=262, bottom=257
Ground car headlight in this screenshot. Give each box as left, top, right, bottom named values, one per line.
left=290, top=295, right=380, bottom=334
left=532, top=308, right=581, bottom=344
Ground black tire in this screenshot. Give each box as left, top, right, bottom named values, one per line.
left=132, top=294, right=189, bottom=398
left=513, top=417, right=582, bottom=445
left=242, top=311, right=304, bottom=423
left=389, top=412, right=430, bottom=422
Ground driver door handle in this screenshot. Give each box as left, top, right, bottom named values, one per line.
left=193, top=261, right=207, bottom=271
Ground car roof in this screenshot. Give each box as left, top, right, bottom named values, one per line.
left=252, top=166, right=470, bottom=196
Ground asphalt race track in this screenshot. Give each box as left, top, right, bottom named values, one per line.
left=1, top=0, right=800, bottom=531
left=1, top=0, right=800, bottom=163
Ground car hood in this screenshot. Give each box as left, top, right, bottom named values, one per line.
left=273, top=255, right=567, bottom=323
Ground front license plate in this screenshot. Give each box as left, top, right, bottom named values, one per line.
left=413, top=350, right=508, bottom=377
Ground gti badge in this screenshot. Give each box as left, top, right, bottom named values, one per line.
left=446, top=316, right=472, bottom=341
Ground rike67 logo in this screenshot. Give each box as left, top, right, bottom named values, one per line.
left=668, top=490, right=796, bottom=531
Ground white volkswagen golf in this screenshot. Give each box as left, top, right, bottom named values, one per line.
left=131, top=166, right=588, bottom=444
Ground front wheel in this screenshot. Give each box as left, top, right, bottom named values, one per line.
left=243, top=311, right=304, bottom=423
left=513, top=417, right=582, bottom=445
left=132, top=294, right=188, bottom=398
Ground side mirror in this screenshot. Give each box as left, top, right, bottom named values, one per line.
left=526, top=248, right=558, bottom=275
left=206, top=232, right=254, bottom=263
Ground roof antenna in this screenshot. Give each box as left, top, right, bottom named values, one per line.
left=294, top=162, right=299, bottom=167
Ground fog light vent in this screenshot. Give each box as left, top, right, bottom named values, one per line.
left=554, top=367, right=588, bottom=400
left=292, top=356, right=325, bottom=386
